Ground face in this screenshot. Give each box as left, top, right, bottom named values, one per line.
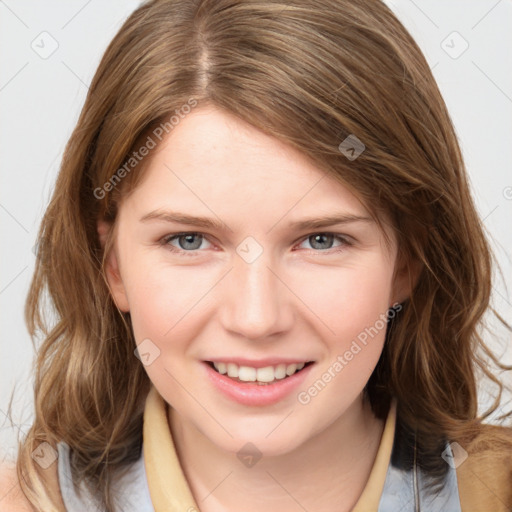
left=101, top=104, right=409, bottom=457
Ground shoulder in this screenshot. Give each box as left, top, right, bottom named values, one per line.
left=456, top=423, right=512, bottom=512
left=462, top=422, right=512, bottom=462
left=0, top=463, right=34, bottom=511
left=0, top=452, right=67, bottom=512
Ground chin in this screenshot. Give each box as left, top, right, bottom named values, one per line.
left=209, top=426, right=306, bottom=459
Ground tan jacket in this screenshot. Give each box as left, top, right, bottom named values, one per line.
left=456, top=425, right=512, bottom=511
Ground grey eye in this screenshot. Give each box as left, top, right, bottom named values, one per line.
left=307, top=234, right=335, bottom=250
left=175, top=233, right=204, bottom=250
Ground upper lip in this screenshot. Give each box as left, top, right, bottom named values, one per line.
left=205, top=358, right=315, bottom=369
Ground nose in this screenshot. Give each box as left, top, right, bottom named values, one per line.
left=219, top=252, right=294, bottom=341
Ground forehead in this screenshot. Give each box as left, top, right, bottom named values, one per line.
left=127, top=105, right=370, bottom=220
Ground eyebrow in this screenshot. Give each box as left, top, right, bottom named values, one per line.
left=139, top=209, right=374, bottom=231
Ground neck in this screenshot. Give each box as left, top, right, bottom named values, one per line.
left=168, top=395, right=385, bottom=512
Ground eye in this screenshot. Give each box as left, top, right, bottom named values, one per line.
left=295, top=233, right=352, bottom=253
left=161, top=232, right=213, bottom=256
left=160, top=231, right=352, bottom=257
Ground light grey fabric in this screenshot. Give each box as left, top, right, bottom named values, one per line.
left=378, top=430, right=462, bottom=512
left=57, top=442, right=155, bottom=512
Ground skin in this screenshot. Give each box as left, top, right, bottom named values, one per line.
left=100, top=104, right=414, bottom=512
left=0, top=466, right=32, bottom=512
left=0, top=461, right=65, bottom=511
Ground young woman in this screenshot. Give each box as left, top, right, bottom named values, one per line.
left=2, top=0, right=511, bottom=510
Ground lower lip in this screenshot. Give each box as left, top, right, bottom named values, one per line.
left=203, top=362, right=314, bottom=406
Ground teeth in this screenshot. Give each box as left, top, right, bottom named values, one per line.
left=286, top=363, right=297, bottom=376
left=274, top=364, right=287, bottom=380
left=227, top=363, right=238, bottom=377
left=256, top=366, right=275, bottom=382
left=212, top=361, right=308, bottom=382
left=215, top=362, right=227, bottom=374
left=238, top=366, right=257, bottom=382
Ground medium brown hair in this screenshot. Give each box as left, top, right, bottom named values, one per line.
left=17, top=0, right=511, bottom=509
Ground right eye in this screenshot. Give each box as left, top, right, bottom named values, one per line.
left=160, top=232, right=214, bottom=256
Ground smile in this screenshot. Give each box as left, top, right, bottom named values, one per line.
left=206, top=361, right=315, bottom=384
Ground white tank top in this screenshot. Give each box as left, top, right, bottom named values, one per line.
left=56, top=442, right=155, bottom=511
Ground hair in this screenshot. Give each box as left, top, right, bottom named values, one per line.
left=14, top=0, right=511, bottom=510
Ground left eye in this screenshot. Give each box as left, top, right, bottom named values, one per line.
left=162, top=233, right=212, bottom=254
left=298, top=233, right=350, bottom=252
left=160, top=232, right=351, bottom=256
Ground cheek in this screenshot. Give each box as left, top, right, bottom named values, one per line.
left=293, top=259, right=394, bottom=340
left=126, top=265, right=207, bottom=341
left=292, top=260, right=392, bottom=404
left=125, top=265, right=210, bottom=392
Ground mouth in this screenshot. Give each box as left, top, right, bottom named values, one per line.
left=203, top=359, right=316, bottom=406
left=205, top=360, right=315, bottom=385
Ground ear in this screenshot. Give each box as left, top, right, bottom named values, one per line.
left=97, top=220, right=130, bottom=313
left=390, top=251, right=422, bottom=306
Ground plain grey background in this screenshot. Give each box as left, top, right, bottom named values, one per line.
left=1, top=0, right=511, bottom=462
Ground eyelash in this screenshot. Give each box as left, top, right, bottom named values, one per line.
left=159, top=232, right=353, bottom=257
